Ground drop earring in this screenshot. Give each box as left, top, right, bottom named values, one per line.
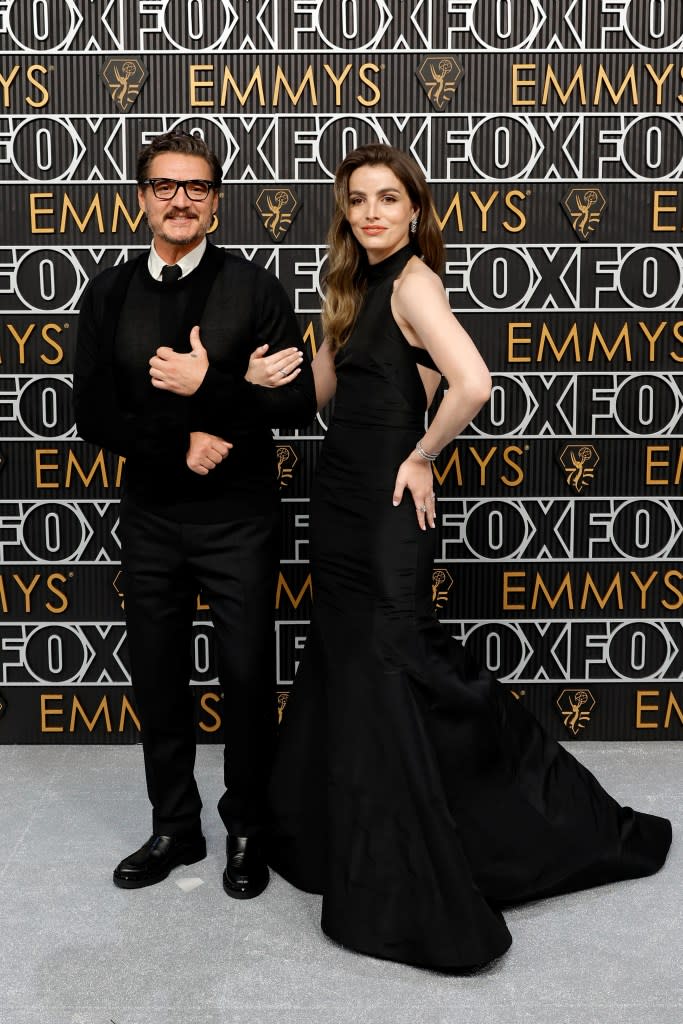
left=410, top=215, right=419, bottom=234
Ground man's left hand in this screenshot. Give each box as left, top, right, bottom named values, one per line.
left=149, top=324, right=209, bottom=396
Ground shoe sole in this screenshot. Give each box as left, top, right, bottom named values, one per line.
left=113, top=846, right=207, bottom=889
left=222, top=869, right=269, bottom=900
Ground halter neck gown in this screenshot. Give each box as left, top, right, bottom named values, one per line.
left=267, top=244, right=671, bottom=970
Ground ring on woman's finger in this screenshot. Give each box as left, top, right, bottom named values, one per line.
left=416, top=504, right=427, bottom=512
left=279, top=368, right=287, bottom=377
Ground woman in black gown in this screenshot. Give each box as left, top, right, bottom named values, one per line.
left=248, top=144, right=672, bottom=971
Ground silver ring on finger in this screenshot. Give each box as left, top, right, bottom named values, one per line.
left=279, top=368, right=287, bottom=377
left=417, top=504, right=427, bottom=513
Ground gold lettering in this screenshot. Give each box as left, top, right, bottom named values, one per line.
left=635, top=690, right=660, bottom=729
left=302, top=321, right=319, bottom=359
left=189, top=64, right=214, bottom=106
left=119, top=694, right=140, bottom=732
left=531, top=573, right=573, bottom=610
left=7, top=323, right=33, bottom=362
left=69, top=695, right=112, bottom=733
left=35, top=448, right=60, bottom=488
left=114, top=455, right=126, bottom=489
left=507, top=323, right=531, bottom=363
left=502, top=571, right=526, bottom=610
left=639, top=320, right=667, bottom=361
left=357, top=63, right=381, bottom=107
left=26, top=64, right=49, bottom=108
left=470, top=190, right=499, bottom=232
left=275, top=572, right=312, bottom=610
left=220, top=66, right=266, bottom=107
left=322, top=63, right=352, bottom=106
left=503, top=190, right=526, bottom=232
left=580, top=572, right=623, bottom=610
left=41, top=693, right=64, bottom=733
left=652, top=190, right=678, bottom=232
left=13, top=573, right=40, bottom=613
left=501, top=445, right=524, bottom=487
left=662, top=569, right=683, bottom=610
left=0, top=578, right=6, bottom=613
left=199, top=692, right=222, bottom=733
left=41, top=323, right=64, bottom=365
left=593, top=64, right=637, bottom=105
left=538, top=323, right=580, bottom=362
left=59, top=193, right=105, bottom=234
left=46, top=573, right=68, bottom=614
left=542, top=65, right=587, bottom=105
left=629, top=570, right=658, bottom=610
left=29, top=192, right=54, bottom=234
left=674, top=447, right=683, bottom=485
left=65, top=448, right=109, bottom=488
left=434, top=193, right=464, bottom=232
left=0, top=65, right=20, bottom=107
left=645, top=62, right=674, bottom=105
left=112, top=193, right=145, bottom=232
left=672, top=321, right=683, bottom=362
left=587, top=323, right=632, bottom=362
left=272, top=65, right=317, bottom=106
left=511, top=64, right=536, bottom=106
left=470, top=446, right=497, bottom=485
left=431, top=449, right=462, bottom=487
left=664, top=691, right=683, bottom=729
left=645, top=445, right=670, bottom=485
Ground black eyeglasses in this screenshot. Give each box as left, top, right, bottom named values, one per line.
left=141, top=178, right=216, bottom=201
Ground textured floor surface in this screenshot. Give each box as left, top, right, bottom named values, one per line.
left=0, top=742, right=680, bottom=1024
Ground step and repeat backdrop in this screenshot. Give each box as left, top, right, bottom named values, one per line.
left=1, top=0, right=682, bottom=742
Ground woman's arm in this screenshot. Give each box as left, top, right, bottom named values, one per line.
left=311, top=341, right=337, bottom=412
left=390, top=265, right=492, bottom=530
left=246, top=338, right=337, bottom=413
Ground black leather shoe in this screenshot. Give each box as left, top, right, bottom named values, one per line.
left=113, top=832, right=206, bottom=889
left=222, top=835, right=269, bottom=899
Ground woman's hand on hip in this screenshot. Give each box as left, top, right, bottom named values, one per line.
left=392, top=453, right=436, bottom=531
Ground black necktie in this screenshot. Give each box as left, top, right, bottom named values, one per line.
left=161, top=264, right=182, bottom=283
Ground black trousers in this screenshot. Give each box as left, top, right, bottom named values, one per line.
left=120, top=496, right=280, bottom=837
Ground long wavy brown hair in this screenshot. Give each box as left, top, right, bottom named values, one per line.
left=323, top=144, right=444, bottom=353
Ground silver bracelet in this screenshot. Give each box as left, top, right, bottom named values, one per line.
left=415, top=440, right=439, bottom=462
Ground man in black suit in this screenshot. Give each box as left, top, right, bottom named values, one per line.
left=74, top=129, right=315, bottom=898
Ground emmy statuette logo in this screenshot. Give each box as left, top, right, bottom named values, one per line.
left=101, top=58, right=148, bottom=113
left=416, top=56, right=464, bottom=111
left=277, top=692, right=289, bottom=724
left=557, top=688, right=596, bottom=735
left=559, top=444, right=600, bottom=494
left=255, top=188, right=300, bottom=241
left=276, top=445, right=298, bottom=488
left=431, top=568, right=454, bottom=610
left=113, top=570, right=125, bottom=610
left=561, top=188, right=607, bottom=240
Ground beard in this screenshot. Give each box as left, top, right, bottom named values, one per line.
left=154, top=211, right=212, bottom=247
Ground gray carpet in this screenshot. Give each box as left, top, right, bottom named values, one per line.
left=1, top=743, right=679, bottom=1024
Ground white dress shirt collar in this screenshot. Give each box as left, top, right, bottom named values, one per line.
left=148, top=238, right=207, bottom=281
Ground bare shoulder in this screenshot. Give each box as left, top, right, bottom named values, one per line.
left=393, top=258, right=447, bottom=315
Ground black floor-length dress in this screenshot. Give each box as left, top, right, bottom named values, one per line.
left=267, top=244, right=672, bottom=971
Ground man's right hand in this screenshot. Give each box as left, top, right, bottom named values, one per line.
left=186, top=432, right=232, bottom=475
